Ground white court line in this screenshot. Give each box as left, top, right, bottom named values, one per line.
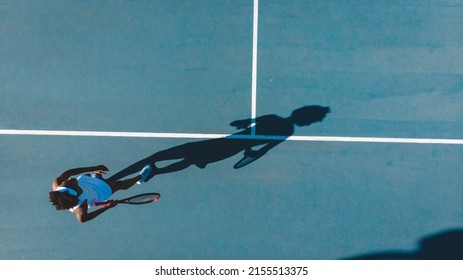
left=250, top=0, right=259, bottom=135
left=1, top=129, right=463, bottom=144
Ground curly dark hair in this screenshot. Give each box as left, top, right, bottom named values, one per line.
left=49, top=191, right=79, bottom=210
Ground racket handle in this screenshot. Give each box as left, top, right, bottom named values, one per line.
left=95, top=200, right=114, bottom=207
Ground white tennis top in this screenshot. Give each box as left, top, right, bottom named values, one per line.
left=69, top=175, right=112, bottom=211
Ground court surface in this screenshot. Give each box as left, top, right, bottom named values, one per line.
left=1, top=0, right=463, bottom=260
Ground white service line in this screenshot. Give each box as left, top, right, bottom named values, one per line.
left=287, top=135, right=463, bottom=145
left=0, top=129, right=227, bottom=139
left=1, top=129, right=463, bottom=144
left=251, top=0, right=259, bottom=135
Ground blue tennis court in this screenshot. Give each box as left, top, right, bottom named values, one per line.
left=1, top=0, right=462, bottom=260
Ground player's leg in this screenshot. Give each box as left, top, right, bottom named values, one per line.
left=107, top=175, right=141, bottom=193
left=108, top=164, right=152, bottom=193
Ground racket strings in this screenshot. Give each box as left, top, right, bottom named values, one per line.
left=127, top=193, right=160, bottom=204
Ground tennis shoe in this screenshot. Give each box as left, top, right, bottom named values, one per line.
left=137, top=164, right=152, bottom=184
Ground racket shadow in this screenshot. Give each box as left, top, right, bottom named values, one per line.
left=108, top=105, right=330, bottom=182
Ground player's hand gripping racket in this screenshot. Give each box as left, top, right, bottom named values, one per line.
left=95, top=193, right=160, bottom=207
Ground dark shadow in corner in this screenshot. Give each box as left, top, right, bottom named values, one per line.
left=107, top=105, right=330, bottom=182
left=347, top=229, right=463, bottom=260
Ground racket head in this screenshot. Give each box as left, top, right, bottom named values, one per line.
left=233, top=155, right=259, bottom=169
left=120, top=193, right=161, bottom=205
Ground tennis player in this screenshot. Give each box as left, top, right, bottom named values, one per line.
left=49, top=164, right=152, bottom=223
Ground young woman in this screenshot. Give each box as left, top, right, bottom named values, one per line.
left=49, top=164, right=152, bottom=223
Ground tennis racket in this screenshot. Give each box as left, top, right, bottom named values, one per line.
left=95, top=193, right=160, bottom=207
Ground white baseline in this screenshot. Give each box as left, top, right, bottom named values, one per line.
left=1, top=129, right=463, bottom=145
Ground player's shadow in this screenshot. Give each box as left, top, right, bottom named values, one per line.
left=107, top=105, right=330, bottom=182
left=346, top=229, right=463, bottom=260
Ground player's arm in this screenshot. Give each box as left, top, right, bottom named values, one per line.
left=73, top=200, right=117, bottom=223
left=52, top=165, right=109, bottom=190
left=230, top=118, right=252, bottom=129
left=230, top=115, right=275, bottom=130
